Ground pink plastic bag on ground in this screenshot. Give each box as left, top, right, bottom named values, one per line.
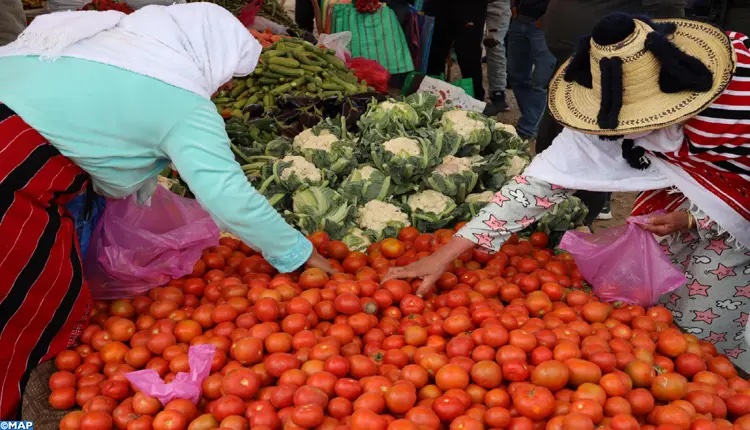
left=558, top=213, right=687, bottom=306
left=126, top=344, right=216, bottom=405
left=85, top=186, right=219, bottom=300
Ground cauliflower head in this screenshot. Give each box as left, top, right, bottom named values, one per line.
left=383, top=137, right=422, bottom=157
left=356, top=200, right=410, bottom=241
left=279, top=155, right=322, bottom=182
left=293, top=128, right=340, bottom=151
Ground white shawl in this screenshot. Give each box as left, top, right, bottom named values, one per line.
left=525, top=126, right=750, bottom=248
left=0, top=2, right=262, bottom=99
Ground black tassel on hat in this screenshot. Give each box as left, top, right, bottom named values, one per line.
left=597, top=57, right=624, bottom=130
left=621, top=139, right=651, bottom=170
left=644, top=32, right=713, bottom=93
left=564, top=36, right=593, bottom=88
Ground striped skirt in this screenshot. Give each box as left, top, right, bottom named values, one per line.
left=0, top=103, right=92, bottom=419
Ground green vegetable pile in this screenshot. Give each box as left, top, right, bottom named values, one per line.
left=226, top=94, right=585, bottom=250
left=213, top=39, right=369, bottom=118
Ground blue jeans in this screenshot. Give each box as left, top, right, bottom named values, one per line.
left=507, top=19, right=556, bottom=139
left=485, top=0, right=511, bottom=94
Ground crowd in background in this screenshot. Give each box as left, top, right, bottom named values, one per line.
left=380, top=0, right=748, bottom=223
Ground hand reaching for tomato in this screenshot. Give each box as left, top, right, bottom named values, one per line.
left=305, top=248, right=337, bottom=274
left=383, top=258, right=450, bottom=297
left=383, top=236, right=476, bottom=297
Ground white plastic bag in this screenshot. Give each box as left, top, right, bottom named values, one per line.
left=125, top=0, right=186, bottom=9
left=318, top=32, right=352, bottom=61
left=47, top=0, right=87, bottom=11
left=249, top=16, right=289, bottom=35
left=417, top=76, right=486, bottom=113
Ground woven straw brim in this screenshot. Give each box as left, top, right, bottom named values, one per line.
left=548, top=19, right=737, bottom=136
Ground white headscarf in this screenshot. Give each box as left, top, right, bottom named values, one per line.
left=0, top=2, right=262, bottom=99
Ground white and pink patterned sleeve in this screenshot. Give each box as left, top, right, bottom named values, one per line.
left=455, top=176, right=574, bottom=252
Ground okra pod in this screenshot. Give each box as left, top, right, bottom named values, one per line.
left=269, top=82, right=293, bottom=95
left=268, top=56, right=300, bottom=68
left=300, top=64, right=324, bottom=73
left=268, top=63, right=306, bottom=77
left=229, top=82, right=247, bottom=98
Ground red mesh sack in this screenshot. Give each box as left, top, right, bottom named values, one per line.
left=346, top=57, right=390, bottom=93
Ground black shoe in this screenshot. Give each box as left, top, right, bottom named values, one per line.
left=491, top=91, right=510, bottom=112
left=483, top=103, right=500, bottom=116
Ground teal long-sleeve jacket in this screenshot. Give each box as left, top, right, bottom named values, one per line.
left=0, top=55, right=312, bottom=273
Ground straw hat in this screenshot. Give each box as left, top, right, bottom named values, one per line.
left=548, top=14, right=736, bottom=136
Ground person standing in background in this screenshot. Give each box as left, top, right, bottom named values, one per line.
left=426, top=0, right=489, bottom=102
left=294, top=0, right=315, bottom=32
left=536, top=0, right=685, bottom=225
left=0, top=0, right=25, bottom=46
left=484, top=0, right=512, bottom=113
left=724, top=0, right=749, bottom=34
left=506, top=0, right=556, bottom=140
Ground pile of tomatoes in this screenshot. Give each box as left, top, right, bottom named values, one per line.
left=47, top=225, right=750, bottom=430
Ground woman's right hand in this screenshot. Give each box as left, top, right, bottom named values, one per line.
left=383, top=236, right=476, bottom=297
left=383, top=256, right=450, bottom=297
left=305, top=248, right=337, bottom=274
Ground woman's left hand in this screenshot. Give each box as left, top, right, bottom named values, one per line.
left=639, top=211, right=691, bottom=236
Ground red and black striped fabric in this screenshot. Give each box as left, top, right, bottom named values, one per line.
left=633, top=32, right=750, bottom=219
left=0, top=103, right=92, bottom=419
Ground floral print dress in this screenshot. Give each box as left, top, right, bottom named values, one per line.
left=456, top=176, right=750, bottom=372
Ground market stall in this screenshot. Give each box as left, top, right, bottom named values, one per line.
left=25, top=225, right=750, bottom=429
left=14, top=4, right=750, bottom=430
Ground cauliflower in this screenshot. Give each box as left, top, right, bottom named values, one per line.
left=425, top=156, right=482, bottom=203
left=342, top=227, right=372, bottom=252
left=338, top=165, right=393, bottom=205
left=291, top=127, right=356, bottom=176
left=495, top=122, right=518, bottom=136
left=358, top=96, right=431, bottom=134
left=408, top=190, right=455, bottom=214
left=406, top=190, right=458, bottom=231
left=442, top=110, right=485, bottom=138
left=356, top=165, right=378, bottom=181
left=289, top=186, right=353, bottom=238
left=441, top=109, right=494, bottom=155
left=357, top=200, right=410, bottom=240
left=279, top=155, right=322, bottom=182
left=383, top=137, right=422, bottom=157
left=505, top=155, right=530, bottom=177
left=434, top=155, right=483, bottom=175
left=460, top=191, right=496, bottom=221
left=293, top=128, right=339, bottom=151
left=379, top=101, right=410, bottom=113
left=465, top=191, right=495, bottom=204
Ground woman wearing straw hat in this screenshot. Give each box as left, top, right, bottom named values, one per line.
left=386, top=13, right=750, bottom=371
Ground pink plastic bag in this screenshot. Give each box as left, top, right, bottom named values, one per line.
left=558, top=213, right=687, bottom=306
left=126, top=344, right=216, bottom=405
left=85, top=186, right=220, bottom=300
